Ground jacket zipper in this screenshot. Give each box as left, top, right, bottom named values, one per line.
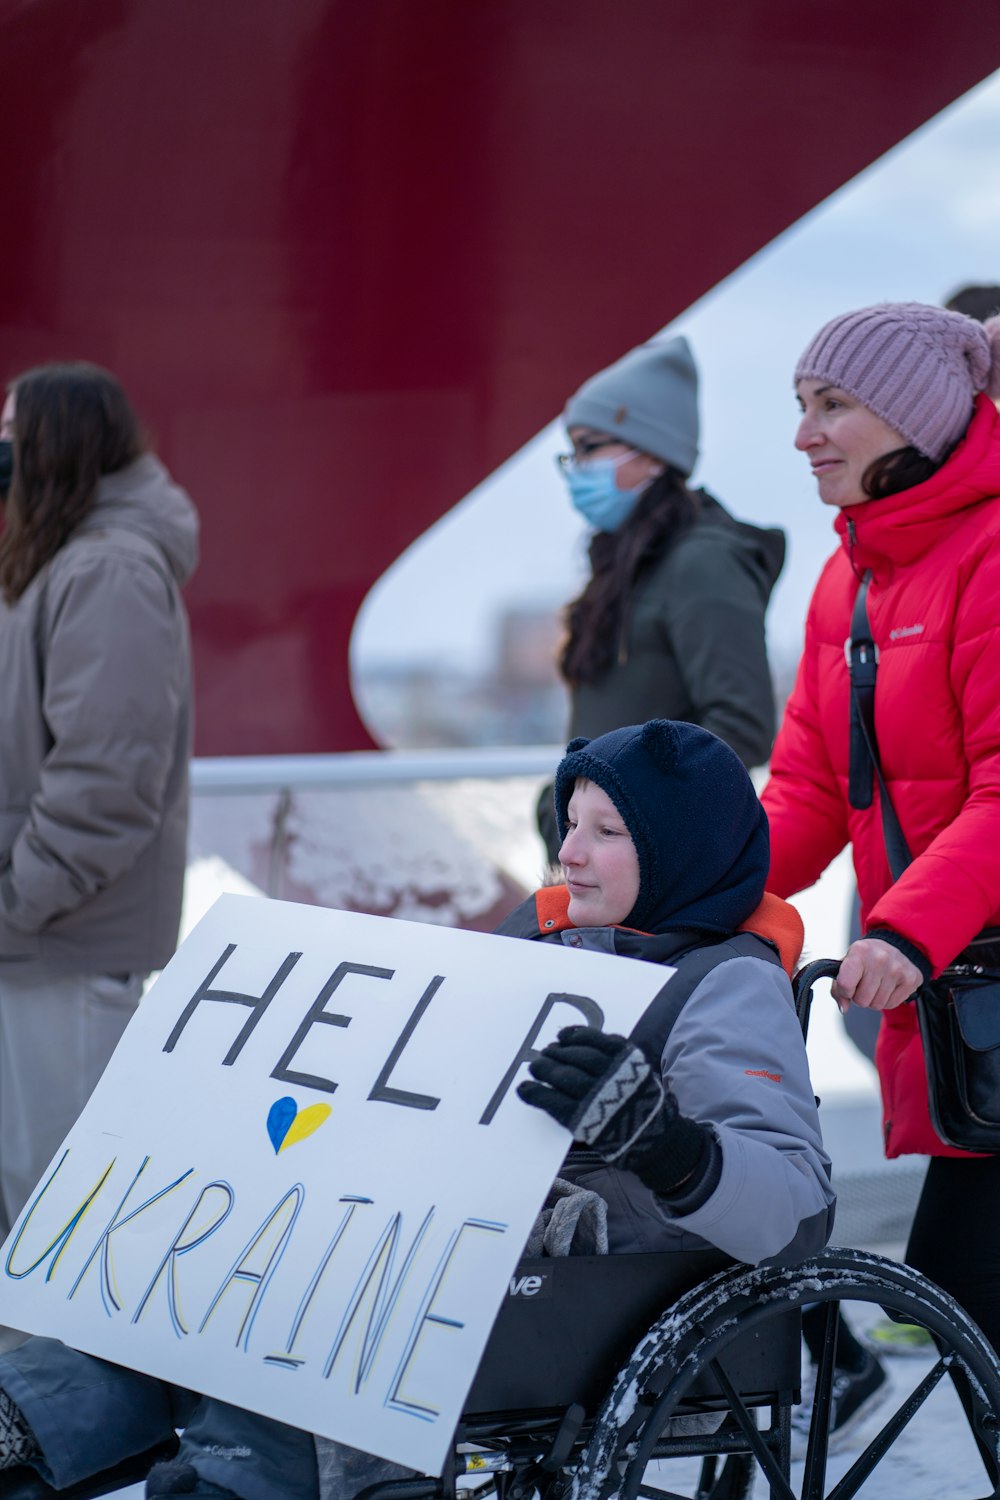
left=846, top=516, right=864, bottom=582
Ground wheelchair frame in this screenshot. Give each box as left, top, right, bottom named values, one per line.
left=356, top=961, right=1000, bottom=1500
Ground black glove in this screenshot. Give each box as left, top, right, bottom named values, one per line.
left=517, top=1025, right=716, bottom=1199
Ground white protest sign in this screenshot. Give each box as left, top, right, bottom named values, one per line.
left=0, top=895, right=669, bottom=1474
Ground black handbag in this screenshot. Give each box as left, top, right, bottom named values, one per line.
left=914, top=953, right=1000, bottom=1151
left=848, top=573, right=1000, bottom=1152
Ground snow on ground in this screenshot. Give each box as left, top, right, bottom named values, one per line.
left=651, top=1282, right=992, bottom=1499
left=651, top=1343, right=990, bottom=1499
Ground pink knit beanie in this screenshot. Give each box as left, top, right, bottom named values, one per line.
left=795, top=302, right=1000, bottom=459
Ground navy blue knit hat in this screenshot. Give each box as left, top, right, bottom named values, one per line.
left=553, top=720, right=769, bottom=934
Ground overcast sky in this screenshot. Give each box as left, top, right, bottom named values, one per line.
left=353, top=69, right=1000, bottom=696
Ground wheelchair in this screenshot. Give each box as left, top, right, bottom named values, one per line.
left=358, top=960, right=1000, bottom=1500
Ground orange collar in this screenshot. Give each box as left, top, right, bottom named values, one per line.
left=533, top=884, right=574, bottom=933
left=532, top=885, right=803, bottom=975
left=738, top=892, right=804, bottom=976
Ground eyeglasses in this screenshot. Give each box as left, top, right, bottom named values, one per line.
left=556, top=440, right=637, bottom=474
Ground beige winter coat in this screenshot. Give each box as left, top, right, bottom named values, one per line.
left=0, top=453, right=198, bottom=973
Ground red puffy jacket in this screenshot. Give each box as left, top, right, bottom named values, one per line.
left=763, top=394, right=1000, bottom=1157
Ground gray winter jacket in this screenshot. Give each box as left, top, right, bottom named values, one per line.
left=497, top=896, right=835, bottom=1267
left=0, top=453, right=198, bottom=973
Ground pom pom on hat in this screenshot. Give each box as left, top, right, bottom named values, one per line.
left=795, top=302, right=999, bottom=459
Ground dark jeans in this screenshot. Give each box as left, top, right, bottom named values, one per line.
left=0, top=1337, right=318, bottom=1500
left=906, top=1154, right=1000, bottom=1355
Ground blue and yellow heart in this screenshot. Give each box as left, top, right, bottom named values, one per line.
left=267, top=1096, right=332, bottom=1154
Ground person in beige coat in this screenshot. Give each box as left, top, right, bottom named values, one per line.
left=0, top=361, right=198, bottom=1239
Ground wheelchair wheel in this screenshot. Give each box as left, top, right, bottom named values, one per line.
left=570, top=1247, right=1000, bottom=1500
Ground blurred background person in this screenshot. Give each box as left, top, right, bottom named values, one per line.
left=944, top=283, right=1000, bottom=322
left=0, top=362, right=198, bottom=1257
left=537, top=335, right=785, bottom=861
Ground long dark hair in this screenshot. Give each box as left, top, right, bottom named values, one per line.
left=560, top=465, right=697, bottom=686
left=0, top=362, right=145, bottom=603
left=862, top=442, right=953, bottom=501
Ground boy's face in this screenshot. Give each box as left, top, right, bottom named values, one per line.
left=560, top=779, right=640, bottom=928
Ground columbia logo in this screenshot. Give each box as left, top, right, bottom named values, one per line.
left=889, top=624, right=925, bottom=640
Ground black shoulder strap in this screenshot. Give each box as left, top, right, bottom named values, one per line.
left=847, top=572, right=877, bottom=811
left=847, top=571, right=912, bottom=881
left=630, top=932, right=781, bottom=1063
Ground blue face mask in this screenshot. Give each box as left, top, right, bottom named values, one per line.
left=564, top=457, right=651, bottom=532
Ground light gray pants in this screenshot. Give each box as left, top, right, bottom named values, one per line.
left=314, top=1437, right=414, bottom=1500
left=0, top=967, right=144, bottom=1240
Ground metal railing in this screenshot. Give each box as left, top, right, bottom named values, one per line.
left=190, top=745, right=564, bottom=794
left=186, top=745, right=558, bottom=919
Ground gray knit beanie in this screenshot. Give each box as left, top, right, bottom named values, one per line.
left=563, top=334, right=699, bottom=475
left=795, top=302, right=1000, bottom=460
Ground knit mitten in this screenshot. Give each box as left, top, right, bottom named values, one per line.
left=0, top=1387, right=39, bottom=1470
left=517, top=1025, right=714, bottom=1197
left=146, top=1459, right=239, bottom=1498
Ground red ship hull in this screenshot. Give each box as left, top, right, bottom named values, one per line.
left=2, top=0, right=997, bottom=753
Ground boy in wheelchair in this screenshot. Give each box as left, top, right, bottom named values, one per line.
left=0, top=720, right=835, bottom=1500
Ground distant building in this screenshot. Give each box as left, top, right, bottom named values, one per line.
left=354, top=603, right=567, bottom=747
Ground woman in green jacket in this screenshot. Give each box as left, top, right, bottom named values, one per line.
left=539, top=335, right=785, bottom=861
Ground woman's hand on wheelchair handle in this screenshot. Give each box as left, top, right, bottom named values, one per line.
left=832, top=938, right=923, bottom=1013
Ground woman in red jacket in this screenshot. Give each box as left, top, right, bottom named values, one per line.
left=763, top=301, right=1000, bottom=1356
